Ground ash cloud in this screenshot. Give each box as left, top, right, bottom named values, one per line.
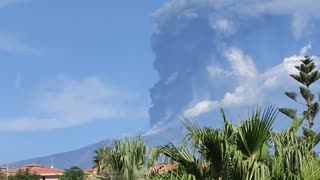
left=148, top=0, right=320, bottom=127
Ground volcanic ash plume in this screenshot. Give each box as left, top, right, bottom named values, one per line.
left=148, top=0, right=320, bottom=128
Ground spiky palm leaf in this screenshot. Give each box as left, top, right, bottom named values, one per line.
left=236, top=107, right=277, bottom=161
left=157, top=143, right=206, bottom=180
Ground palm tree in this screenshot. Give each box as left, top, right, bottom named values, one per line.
left=93, top=135, right=155, bottom=180
left=156, top=106, right=277, bottom=179
left=156, top=106, right=320, bottom=180
left=93, top=147, right=112, bottom=177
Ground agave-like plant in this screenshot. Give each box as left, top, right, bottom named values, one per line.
left=109, top=136, right=148, bottom=180
left=270, top=118, right=320, bottom=180
left=94, top=135, right=155, bottom=180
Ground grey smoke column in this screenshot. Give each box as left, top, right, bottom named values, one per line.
left=148, top=0, right=247, bottom=126
left=149, top=9, right=218, bottom=126
left=148, top=0, right=320, bottom=126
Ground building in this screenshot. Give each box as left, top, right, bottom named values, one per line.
left=8, top=163, right=64, bottom=180
left=149, top=163, right=179, bottom=176
left=84, top=167, right=98, bottom=174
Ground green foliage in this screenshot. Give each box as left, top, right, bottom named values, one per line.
left=59, top=166, right=84, bottom=180
left=92, top=135, right=154, bottom=180
left=155, top=106, right=320, bottom=180
left=0, top=170, right=6, bottom=180
left=279, top=56, right=320, bottom=131
left=8, top=169, right=41, bottom=180
left=93, top=147, right=112, bottom=177
left=150, top=168, right=196, bottom=180
left=83, top=173, right=107, bottom=180
left=157, top=143, right=206, bottom=179
left=278, top=108, right=297, bottom=119
left=89, top=56, right=320, bottom=179
left=155, top=107, right=278, bottom=179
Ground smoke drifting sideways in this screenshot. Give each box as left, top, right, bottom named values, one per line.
left=148, top=0, right=320, bottom=130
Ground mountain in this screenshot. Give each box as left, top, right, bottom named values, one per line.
left=7, top=139, right=112, bottom=170
left=6, top=121, right=186, bottom=170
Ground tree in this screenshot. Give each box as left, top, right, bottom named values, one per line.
left=270, top=118, right=320, bottom=179
left=93, top=147, right=112, bottom=177
left=279, top=56, right=320, bottom=134
left=155, top=107, right=320, bottom=180
left=83, top=173, right=106, bottom=180
left=0, top=169, right=6, bottom=180
left=8, top=169, right=41, bottom=180
left=155, top=107, right=277, bottom=179
left=93, top=135, right=155, bottom=180
left=59, top=166, right=84, bottom=180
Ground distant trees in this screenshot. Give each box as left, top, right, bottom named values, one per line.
left=0, top=170, right=6, bottom=180
left=8, top=169, right=41, bottom=180
left=59, top=166, right=84, bottom=180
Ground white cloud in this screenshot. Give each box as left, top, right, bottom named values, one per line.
left=299, top=43, right=312, bottom=56
left=154, top=0, right=320, bottom=38
left=207, top=65, right=232, bottom=78
left=211, top=19, right=234, bottom=35
left=220, top=48, right=260, bottom=107
left=0, top=77, right=146, bottom=131
left=0, top=33, right=39, bottom=55
left=0, top=117, right=60, bottom=131
left=262, top=55, right=301, bottom=89
left=257, top=0, right=320, bottom=38
left=224, top=48, right=257, bottom=79
left=185, top=47, right=259, bottom=118
left=183, top=100, right=218, bottom=118
left=182, top=8, right=199, bottom=19
left=184, top=44, right=318, bottom=118
left=0, top=1, right=36, bottom=55
left=262, top=44, right=319, bottom=89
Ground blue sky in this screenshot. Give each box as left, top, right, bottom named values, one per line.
left=0, top=0, right=168, bottom=162
left=1, top=0, right=320, bottom=164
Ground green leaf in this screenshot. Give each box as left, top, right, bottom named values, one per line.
left=310, top=103, right=320, bottom=121
left=295, top=65, right=301, bottom=71
left=306, top=62, right=316, bottom=73
left=313, top=132, right=320, bottom=146
left=308, top=71, right=320, bottom=86
left=236, top=107, right=276, bottom=161
left=300, top=86, right=313, bottom=102
left=285, top=91, right=298, bottom=101
left=219, top=107, right=234, bottom=139
left=300, top=71, right=309, bottom=86
left=301, top=57, right=312, bottom=65
left=302, top=127, right=316, bottom=138
left=279, top=108, right=297, bottom=119
left=288, top=118, right=304, bottom=133
left=290, top=74, right=304, bottom=85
